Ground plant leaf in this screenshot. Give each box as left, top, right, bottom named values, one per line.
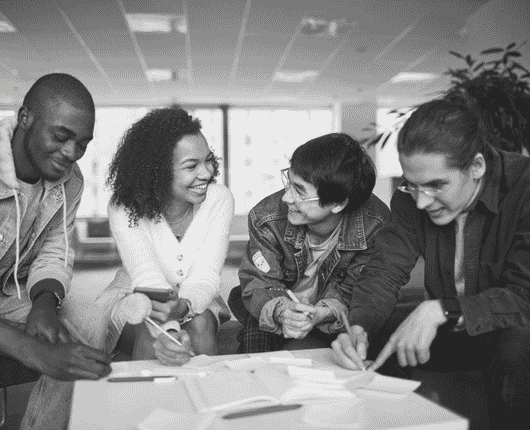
left=449, top=50, right=464, bottom=59
left=506, top=42, right=517, bottom=50
left=472, top=62, right=485, bottom=72
left=380, top=133, right=392, bottom=149
left=506, top=51, right=522, bottom=58
left=480, top=47, right=504, bottom=55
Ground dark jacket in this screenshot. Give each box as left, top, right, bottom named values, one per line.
left=351, top=146, right=530, bottom=338
left=233, top=190, right=389, bottom=334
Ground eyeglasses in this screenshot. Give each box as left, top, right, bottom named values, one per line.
left=397, top=182, right=443, bottom=198
left=281, top=168, right=320, bottom=203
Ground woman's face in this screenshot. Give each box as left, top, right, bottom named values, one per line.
left=170, top=132, right=215, bottom=206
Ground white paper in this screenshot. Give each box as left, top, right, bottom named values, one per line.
left=269, top=357, right=312, bottom=366
left=224, top=356, right=267, bottom=370
left=137, top=408, right=215, bottom=430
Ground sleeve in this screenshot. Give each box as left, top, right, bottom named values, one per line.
left=459, top=194, right=530, bottom=335
left=108, top=203, right=172, bottom=291
left=238, top=209, right=292, bottom=324
left=349, top=192, right=422, bottom=339
left=27, top=175, right=83, bottom=298
left=179, top=187, right=235, bottom=314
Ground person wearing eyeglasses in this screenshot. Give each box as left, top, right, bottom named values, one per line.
left=227, top=133, right=389, bottom=353
left=331, top=96, right=530, bottom=429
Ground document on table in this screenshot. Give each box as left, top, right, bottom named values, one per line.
left=137, top=408, right=215, bottom=430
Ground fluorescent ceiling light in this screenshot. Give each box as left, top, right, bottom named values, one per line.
left=390, top=72, right=437, bottom=83
left=0, top=13, right=17, bottom=32
left=274, top=70, right=319, bottom=83
left=146, top=69, right=174, bottom=82
left=126, top=13, right=187, bottom=33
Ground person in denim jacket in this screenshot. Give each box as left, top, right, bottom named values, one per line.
left=332, top=96, right=530, bottom=429
left=228, top=133, right=389, bottom=353
left=0, top=74, right=111, bottom=429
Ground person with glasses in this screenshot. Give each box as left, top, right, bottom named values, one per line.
left=332, top=96, right=530, bottom=429
left=228, top=133, right=389, bottom=353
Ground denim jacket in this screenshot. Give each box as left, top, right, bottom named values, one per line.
left=237, top=190, right=389, bottom=334
left=0, top=116, right=83, bottom=298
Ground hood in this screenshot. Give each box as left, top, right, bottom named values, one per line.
left=0, top=116, right=19, bottom=190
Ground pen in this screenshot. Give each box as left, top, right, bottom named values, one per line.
left=144, top=317, right=183, bottom=347
left=285, top=290, right=313, bottom=320
left=222, top=404, right=303, bottom=419
left=339, top=311, right=366, bottom=371
left=107, top=376, right=177, bottom=383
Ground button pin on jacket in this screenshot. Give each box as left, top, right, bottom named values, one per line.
left=177, top=254, right=183, bottom=261
left=177, top=270, right=184, bottom=276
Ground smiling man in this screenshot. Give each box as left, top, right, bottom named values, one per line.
left=0, top=73, right=111, bottom=429
left=228, top=133, right=389, bottom=353
left=331, top=96, right=530, bottom=429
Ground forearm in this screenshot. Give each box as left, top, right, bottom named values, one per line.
left=0, top=321, right=41, bottom=367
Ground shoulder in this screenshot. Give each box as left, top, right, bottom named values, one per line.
left=203, top=183, right=234, bottom=213
left=249, top=190, right=287, bottom=226
left=358, top=193, right=390, bottom=224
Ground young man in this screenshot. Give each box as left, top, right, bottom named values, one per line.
left=228, top=133, right=389, bottom=353
left=332, top=97, right=530, bottom=429
left=0, top=73, right=111, bottom=429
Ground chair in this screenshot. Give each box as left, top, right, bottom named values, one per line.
left=0, top=355, right=40, bottom=427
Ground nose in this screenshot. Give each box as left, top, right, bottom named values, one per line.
left=61, top=140, right=78, bottom=162
left=415, top=191, right=434, bottom=210
left=198, top=161, right=213, bottom=181
left=282, top=188, right=294, bottom=204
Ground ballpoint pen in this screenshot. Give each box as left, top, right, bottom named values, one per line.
left=339, top=311, right=366, bottom=371
left=286, top=290, right=313, bottom=320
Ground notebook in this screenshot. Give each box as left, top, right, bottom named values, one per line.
left=183, top=364, right=356, bottom=413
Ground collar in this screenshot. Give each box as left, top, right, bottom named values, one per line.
left=283, top=209, right=367, bottom=251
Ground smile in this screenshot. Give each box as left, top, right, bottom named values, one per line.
left=191, top=184, right=207, bottom=191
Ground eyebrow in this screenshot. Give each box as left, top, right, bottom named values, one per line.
left=401, top=175, right=448, bottom=186
left=51, top=125, right=93, bottom=142
left=180, top=151, right=213, bottom=165
left=288, top=171, right=307, bottom=194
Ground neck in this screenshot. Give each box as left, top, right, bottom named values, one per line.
left=306, top=213, right=343, bottom=244
left=163, top=200, right=193, bottom=221
left=11, top=129, right=38, bottom=183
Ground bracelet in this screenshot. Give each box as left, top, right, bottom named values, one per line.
left=33, top=290, right=63, bottom=310
left=177, top=298, right=194, bottom=325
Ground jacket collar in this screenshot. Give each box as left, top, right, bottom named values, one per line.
left=283, top=209, right=367, bottom=251
left=0, top=115, right=72, bottom=197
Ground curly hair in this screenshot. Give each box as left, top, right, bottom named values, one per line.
left=106, top=107, right=220, bottom=226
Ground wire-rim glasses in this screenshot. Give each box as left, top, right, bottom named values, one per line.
left=281, top=168, right=320, bottom=203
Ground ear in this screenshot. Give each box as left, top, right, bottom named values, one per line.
left=17, top=106, right=33, bottom=130
left=471, top=153, right=486, bottom=180
left=331, top=198, right=348, bottom=214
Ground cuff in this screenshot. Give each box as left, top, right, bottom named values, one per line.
left=29, top=278, right=65, bottom=302
left=314, top=298, right=348, bottom=333
left=258, top=296, right=289, bottom=334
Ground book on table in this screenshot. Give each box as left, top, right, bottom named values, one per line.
left=183, top=364, right=357, bottom=413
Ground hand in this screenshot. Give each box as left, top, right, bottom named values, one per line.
left=331, top=326, right=369, bottom=370
left=29, top=341, right=112, bottom=381
left=149, top=298, right=180, bottom=323
left=369, top=300, right=447, bottom=371
left=153, top=330, right=195, bottom=366
left=279, top=300, right=316, bottom=339
left=25, top=293, right=71, bottom=344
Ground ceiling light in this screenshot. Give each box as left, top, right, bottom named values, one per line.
left=390, top=72, right=437, bottom=83
left=126, top=13, right=187, bottom=33
left=146, top=69, right=176, bottom=82
left=301, top=17, right=352, bottom=37
left=0, top=13, right=17, bottom=32
left=274, top=70, right=319, bottom=83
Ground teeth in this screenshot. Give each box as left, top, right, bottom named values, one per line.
left=193, top=185, right=207, bottom=190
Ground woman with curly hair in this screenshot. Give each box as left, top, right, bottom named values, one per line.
left=96, top=106, right=233, bottom=364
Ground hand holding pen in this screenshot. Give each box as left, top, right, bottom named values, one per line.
left=331, top=313, right=369, bottom=371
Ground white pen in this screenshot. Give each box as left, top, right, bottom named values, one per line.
left=286, top=290, right=313, bottom=319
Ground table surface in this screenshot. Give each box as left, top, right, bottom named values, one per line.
left=70, top=349, right=468, bottom=430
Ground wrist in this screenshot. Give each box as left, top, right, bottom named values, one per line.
left=439, top=297, right=462, bottom=329
left=32, top=291, right=61, bottom=312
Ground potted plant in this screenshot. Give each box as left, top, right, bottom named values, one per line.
left=364, top=41, right=530, bottom=154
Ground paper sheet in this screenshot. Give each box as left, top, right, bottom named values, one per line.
left=137, top=408, right=215, bottom=430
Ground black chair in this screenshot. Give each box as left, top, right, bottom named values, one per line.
left=0, top=355, right=40, bottom=427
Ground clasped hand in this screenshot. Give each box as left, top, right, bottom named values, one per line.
left=149, top=292, right=189, bottom=323
left=276, top=298, right=329, bottom=339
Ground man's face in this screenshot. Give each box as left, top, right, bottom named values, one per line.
left=399, top=152, right=484, bottom=226
left=281, top=169, right=336, bottom=228
left=22, top=97, right=94, bottom=182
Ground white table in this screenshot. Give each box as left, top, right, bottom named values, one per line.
left=70, top=349, right=468, bottom=430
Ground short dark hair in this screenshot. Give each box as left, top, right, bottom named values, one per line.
left=397, top=96, right=487, bottom=170
left=290, top=133, right=376, bottom=213
left=106, top=107, right=220, bottom=226
left=23, top=73, right=95, bottom=116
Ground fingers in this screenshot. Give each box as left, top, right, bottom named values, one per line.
left=331, top=334, right=362, bottom=370
left=368, top=337, right=396, bottom=372
left=350, top=325, right=368, bottom=361
left=75, top=345, right=113, bottom=365
left=153, top=331, right=193, bottom=365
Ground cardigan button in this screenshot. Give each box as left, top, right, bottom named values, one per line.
left=177, top=270, right=184, bottom=276
left=177, top=254, right=183, bottom=261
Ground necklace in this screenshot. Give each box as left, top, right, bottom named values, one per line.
left=165, top=204, right=192, bottom=225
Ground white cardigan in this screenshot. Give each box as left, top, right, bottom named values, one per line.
left=108, top=183, right=234, bottom=314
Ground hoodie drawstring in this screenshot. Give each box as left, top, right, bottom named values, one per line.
left=12, top=190, right=21, bottom=300
left=62, top=183, right=68, bottom=268
left=11, top=184, right=69, bottom=301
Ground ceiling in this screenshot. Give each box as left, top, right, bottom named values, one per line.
left=0, top=0, right=529, bottom=107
